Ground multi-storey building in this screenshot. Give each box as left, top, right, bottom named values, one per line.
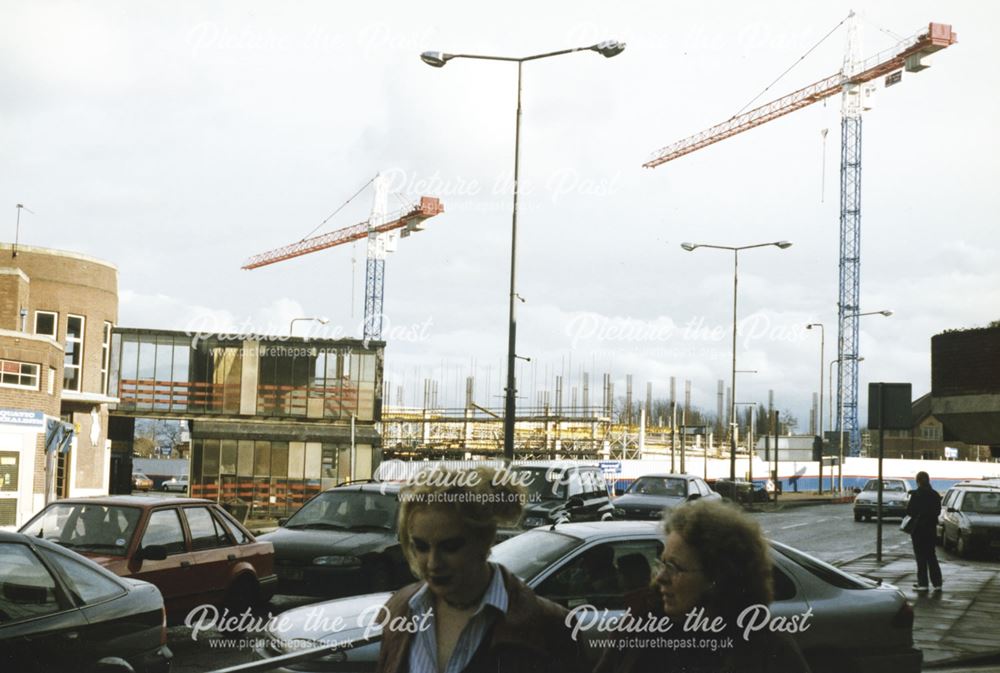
left=0, top=243, right=118, bottom=527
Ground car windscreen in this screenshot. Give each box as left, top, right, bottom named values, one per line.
left=628, top=477, right=686, bottom=497
left=771, top=541, right=878, bottom=589
left=489, top=529, right=583, bottom=583
left=518, top=467, right=568, bottom=501
left=285, top=490, right=398, bottom=531
left=20, top=503, right=141, bottom=556
left=863, top=480, right=905, bottom=492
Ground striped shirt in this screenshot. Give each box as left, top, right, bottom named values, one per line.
left=407, top=562, right=509, bottom=673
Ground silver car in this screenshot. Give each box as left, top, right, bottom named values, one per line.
left=256, top=521, right=920, bottom=673
left=853, top=478, right=914, bottom=521
left=161, top=474, right=189, bottom=493
left=938, top=484, right=1000, bottom=557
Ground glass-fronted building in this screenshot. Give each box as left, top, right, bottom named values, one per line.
left=108, top=328, right=383, bottom=517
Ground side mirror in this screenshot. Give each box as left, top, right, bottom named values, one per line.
left=687, top=493, right=701, bottom=501
left=613, top=485, right=626, bottom=497
left=566, top=497, right=585, bottom=510
left=140, top=545, right=168, bottom=561
left=947, top=507, right=958, bottom=513
left=278, top=517, right=289, bottom=527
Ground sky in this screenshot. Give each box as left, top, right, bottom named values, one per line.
left=2, top=1, right=997, bottom=430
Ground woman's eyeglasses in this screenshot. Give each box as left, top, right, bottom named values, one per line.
left=655, top=559, right=702, bottom=580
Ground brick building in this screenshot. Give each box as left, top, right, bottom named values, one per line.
left=0, top=243, right=118, bottom=527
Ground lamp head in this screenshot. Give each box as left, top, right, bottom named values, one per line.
left=420, top=51, right=451, bottom=67
left=680, top=242, right=698, bottom=251
left=775, top=240, right=793, bottom=249
left=879, top=310, right=893, bottom=317
left=318, top=317, right=330, bottom=325
left=591, top=40, right=626, bottom=58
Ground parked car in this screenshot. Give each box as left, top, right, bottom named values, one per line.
left=0, top=530, right=171, bottom=673
left=258, top=481, right=413, bottom=597
left=161, top=474, right=189, bottom=493
left=20, top=495, right=276, bottom=622
left=853, top=478, right=914, bottom=521
left=256, top=520, right=920, bottom=673
left=937, top=482, right=1000, bottom=558
left=710, top=477, right=766, bottom=502
left=132, top=472, right=153, bottom=492
left=503, top=463, right=617, bottom=535
left=612, top=473, right=721, bottom=519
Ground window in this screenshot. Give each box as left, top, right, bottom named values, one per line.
left=35, top=311, right=58, bottom=339
left=535, top=540, right=664, bottom=610
left=142, top=509, right=187, bottom=555
left=0, top=543, right=63, bottom=623
left=64, top=315, right=85, bottom=392
left=216, top=508, right=250, bottom=545
left=0, top=360, right=40, bottom=389
left=39, top=548, right=123, bottom=604
left=101, top=322, right=112, bottom=395
left=184, top=507, right=231, bottom=551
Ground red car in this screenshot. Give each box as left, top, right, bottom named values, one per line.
left=20, top=496, right=276, bottom=622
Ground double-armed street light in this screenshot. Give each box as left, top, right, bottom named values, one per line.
left=836, top=309, right=892, bottom=487
left=680, top=241, right=792, bottom=481
left=422, top=40, right=626, bottom=460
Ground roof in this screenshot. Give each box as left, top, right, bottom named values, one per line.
left=633, top=473, right=697, bottom=480
left=534, top=520, right=661, bottom=539
left=52, top=495, right=213, bottom=508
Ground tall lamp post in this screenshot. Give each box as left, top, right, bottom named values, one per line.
left=836, top=308, right=891, bottom=486
left=806, top=323, right=824, bottom=491
left=680, top=241, right=792, bottom=481
left=422, top=40, right=626, bottom=461
left=289, top=317, right=329, bottom=337
left=830, top=355, right=863, bottom=490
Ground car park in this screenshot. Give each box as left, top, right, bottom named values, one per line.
left=503, top=462, right=616, bottom=535
left=161, top=474, right=189, bottom=493
left=0, top=530, right=171, bottom=673
left=132, top=472, right=153, bottom=492
left=853, top=478, right=914, bottom=521
left=256, top=520, right=920, bottom=673
left=258, top=481, right=414, bottom=597
left=20, top=495, right=276, bottom=622
left=612, top=473, right=720, bottom=520
left=937, top=482, right=1000, bottom=558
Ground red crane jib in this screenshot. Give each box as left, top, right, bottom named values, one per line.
left=643, top=22, right=956, bottom=169
left=242, top=196, right=444, bottom=270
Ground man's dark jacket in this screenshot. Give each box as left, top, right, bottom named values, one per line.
left=906, top=484, right=942, bottom=535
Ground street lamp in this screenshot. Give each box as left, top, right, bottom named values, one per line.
left=423, top=40, right=626, bottom=460
left=806, top=323, right=825, bottom=488
left=289, top=317, right=329, bottom=337
left=680, top=240, right=792, bottom=481
left=836, top=309, right=892, bottom=472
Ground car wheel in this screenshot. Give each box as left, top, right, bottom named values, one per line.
left=369, top=560, right=393, bottom=593
left=957, top=533, right=970, bottom=559
left=601, top=511, right=614, bottom=522
left=225, top=574, right=259, bottom=614
left=853, top=511, right=862, bottom=522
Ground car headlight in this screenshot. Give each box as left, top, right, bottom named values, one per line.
left=523, top=516, right=548, bottom=528
left=613, top=508, right=625, bottom=518
left=312, top=555, right=362, bottom=567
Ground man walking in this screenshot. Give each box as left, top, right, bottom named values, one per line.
left=907, top=471, right=943, bottom=591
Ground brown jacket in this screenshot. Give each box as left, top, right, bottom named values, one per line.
left=375, top=564, right=588, bottom=673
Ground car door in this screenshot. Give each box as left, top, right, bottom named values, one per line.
left=0, top=541, right=86, bottom=673
left=133, top=507, right=196, bottom=619
left=180, top=505, right=238, bottom=609
left=939, top=489, right=956, bottom=543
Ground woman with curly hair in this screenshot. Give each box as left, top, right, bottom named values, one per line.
left=596, top=499, right=810, bottom=673
left=375, top=465, right=587, bottom=673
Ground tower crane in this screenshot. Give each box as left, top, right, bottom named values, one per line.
left=243, top=174, right=444, bottom=340
left=644, top=17, right=956, bottom=456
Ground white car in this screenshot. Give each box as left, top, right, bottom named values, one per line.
left=255, top=520, right=920, bottom=673
left=161, top=474, right=189, bottom=493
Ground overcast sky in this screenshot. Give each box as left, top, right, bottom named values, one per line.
left=3, top=1, right=997, bottom=429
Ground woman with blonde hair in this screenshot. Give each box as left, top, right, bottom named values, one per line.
left=376, top=464, right=586, bottom=673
